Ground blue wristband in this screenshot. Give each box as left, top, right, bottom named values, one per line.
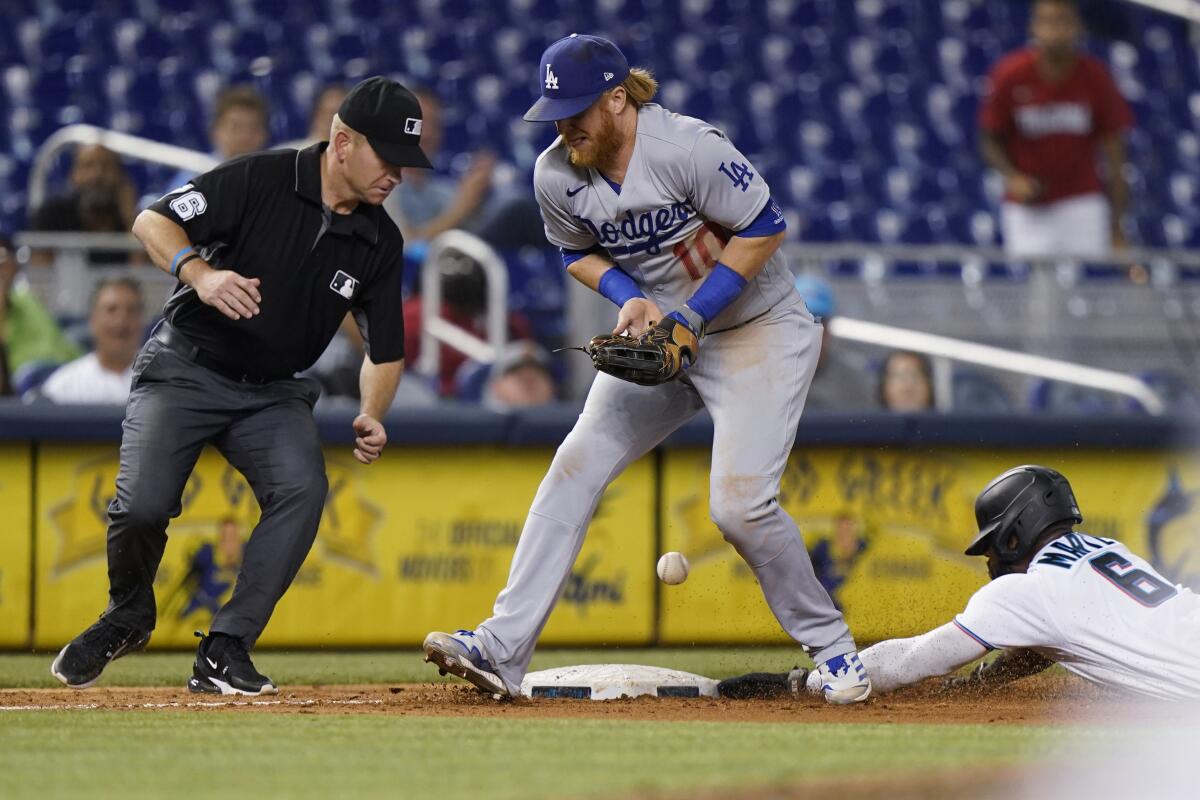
left=683, top=262, right=748, bottom=324
left=597, top=267, right=645, bottom=308
left=169, top=246, right=194, bottom=277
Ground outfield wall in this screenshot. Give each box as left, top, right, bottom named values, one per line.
left=0, top=403, right=1197, bottom=649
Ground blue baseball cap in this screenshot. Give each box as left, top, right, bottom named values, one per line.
left=794, top=275, right=837, bottom=319
left=524, top=34, right=630, bottom=122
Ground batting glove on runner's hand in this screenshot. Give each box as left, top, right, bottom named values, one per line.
left=582, top=316, right=700, bottom=386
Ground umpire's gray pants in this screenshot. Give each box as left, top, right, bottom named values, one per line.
left=101, top=335, right=328, bottom=649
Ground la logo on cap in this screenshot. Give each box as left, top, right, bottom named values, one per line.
left=404, top=118, right=422, bottom=135
left=545, top=64, right=559, bottom=90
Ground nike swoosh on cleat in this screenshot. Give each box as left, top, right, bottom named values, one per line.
left=566, top=184, right=587, bottom=197
left=205, top=657, right=218, bottom=669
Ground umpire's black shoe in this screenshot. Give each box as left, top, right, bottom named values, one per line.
left=188, top=631, right=278, bottom=696
left=51, top=618, right=151, bottom=689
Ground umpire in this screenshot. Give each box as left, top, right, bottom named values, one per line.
left=51, top=77, right=431, bottom=696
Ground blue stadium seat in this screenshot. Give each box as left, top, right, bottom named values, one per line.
left=0, top=0, right=1196, bottom=257
left=1132, top=371, right=1200, bottom=415
left=1028, top=380, right=1131, bottom=416
left=953, top=370, right=1013, bottom=413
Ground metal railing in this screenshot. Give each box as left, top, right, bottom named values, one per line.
left=416, top=231, right=510, bottom=378
left=28, top=124, right=216, bottom=211
left=830, top=316, right=1165, bottom=415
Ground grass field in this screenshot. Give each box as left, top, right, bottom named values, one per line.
left=0, top=648, right=1122, bottom=800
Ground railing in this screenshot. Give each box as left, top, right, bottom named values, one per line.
left=27, top=124, right=216, bottom=212
left=1124, top=0, right=1200, bottom=24
left=830, top=316, right=1165, bottom=415
left=10, top=231, right=1195, bottom=413
left=416, top=231, right=510, bottom=377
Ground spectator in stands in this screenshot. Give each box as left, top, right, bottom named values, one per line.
left=979, top=0, right=1132, bottom=258
left=41, top=277, right=145, bottom=405
left=404, top=253, right=536, bottom=397
left=384, top=88, right=496, bottom=244
left=166, top=85, right=270, bottom=189
left=281, top=84, right=348, bottom=149
left=0, top=235, right=83, bottom=390
left=482, top=342, right=557, bottom=411
left=796, top=276, right=878, bottom=411
left=29, top=144, right=140, bottom=265
left=878, top=351, right=935, bottom=413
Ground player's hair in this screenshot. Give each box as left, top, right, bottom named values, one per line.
left=90, top=276, right=144, bottom=311
left=620, top=67, right=658, bottom=109
left=212, top=85, right=269, bottom=128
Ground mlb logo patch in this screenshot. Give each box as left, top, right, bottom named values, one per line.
left=404, top=118, right=423, bottom=136
left=330, top=270, right=358, bottom=300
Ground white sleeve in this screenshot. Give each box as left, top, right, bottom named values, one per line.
left=954, top=574, right=1056, bottom=650
left=40, top=363, right=74, bottom=404
left=805, top=622, right=989, bottom=695
left=532, top=162, right=596, bottom=251
left=688, top=129, right=771, bottom=232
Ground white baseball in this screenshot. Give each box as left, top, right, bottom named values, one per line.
left=656, top=551, right=690, bottom=585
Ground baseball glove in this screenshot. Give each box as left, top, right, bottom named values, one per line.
left=582, top=317, right=699, bottom=386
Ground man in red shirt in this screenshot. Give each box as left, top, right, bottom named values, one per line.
left=979, top=0, right=1132, bottom=258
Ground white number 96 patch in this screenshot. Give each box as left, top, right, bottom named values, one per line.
left=169, top=190, right=207, bottom=220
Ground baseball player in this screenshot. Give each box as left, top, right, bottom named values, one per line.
left=424, top=34, right=871, bottom=704
left=720, top=466, right=1200, bottom=702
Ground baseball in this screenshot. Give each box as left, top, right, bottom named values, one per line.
left=656, top=551, right=690, bottom=585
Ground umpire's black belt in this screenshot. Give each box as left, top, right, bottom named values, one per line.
left=152, top=321, right=278, bottom=385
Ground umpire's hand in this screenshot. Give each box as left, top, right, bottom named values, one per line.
left=191, top=266, right=262, bottom=320
left=352, top=414, right=387, bottom=464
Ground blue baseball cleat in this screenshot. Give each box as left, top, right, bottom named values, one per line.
left=422, top=629, right=510, bottom=698
left=817, top=651, right=872, bottom=705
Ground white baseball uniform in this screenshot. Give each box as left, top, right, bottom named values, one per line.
left=473, top=103, right=856, bottom=694
left=806, top=533, right=1200, bottom=700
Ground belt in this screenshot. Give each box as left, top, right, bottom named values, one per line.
left=152, top=322, right=276, bottom=385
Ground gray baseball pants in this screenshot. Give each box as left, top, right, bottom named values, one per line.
left=475, top=297, right=857, bottom=694
left=100, top=331, right=327, bottom=649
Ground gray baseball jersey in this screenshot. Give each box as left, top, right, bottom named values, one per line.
left=534, top=103, right=795, bottom=329
left=462, top=103, right=857, bottom=696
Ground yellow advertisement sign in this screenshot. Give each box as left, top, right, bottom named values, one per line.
left=0, top=444, right=32, bottom=647
left=34, top=444, right=655, bottom=649
left=660, top=447, right=1200, bottom=643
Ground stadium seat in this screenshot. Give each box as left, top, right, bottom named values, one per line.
left=13, top=360, right=64, bottom=398
left=0, top=0, right=1197, bottom=248
left=952, top=370, right=1013, bottom=413
left=1028, top=380, right=1130, bottom=416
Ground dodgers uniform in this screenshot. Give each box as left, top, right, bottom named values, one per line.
left=471, top=101, right=858, bottom=695
left=805, top=533, right=1200, bottom=700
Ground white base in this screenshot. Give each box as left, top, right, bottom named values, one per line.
left=519, top=664, right=719, bottom=700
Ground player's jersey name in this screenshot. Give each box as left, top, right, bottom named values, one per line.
left=1035, top=531, right=1115, bottom=569
left=575, top=202, right=697, bottom=256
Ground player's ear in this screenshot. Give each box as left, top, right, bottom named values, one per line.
left=608, top=86, right=627, bottom=114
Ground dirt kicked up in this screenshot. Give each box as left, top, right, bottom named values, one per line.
left=0, top=672, right=1176, bottom=725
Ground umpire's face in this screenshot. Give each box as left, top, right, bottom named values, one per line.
left=337, top=129, right=404, bottom=205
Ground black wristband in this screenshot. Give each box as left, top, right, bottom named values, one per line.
left=173, top=252, right=202, bottom=278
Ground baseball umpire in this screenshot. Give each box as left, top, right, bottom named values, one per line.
left=51, top=76, right=429, bottom=696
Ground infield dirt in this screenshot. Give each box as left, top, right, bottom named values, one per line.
left=0, top=672, right=1168, bottom=725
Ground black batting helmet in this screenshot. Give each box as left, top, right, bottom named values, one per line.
left=965, top=465, right=1082, bottom=569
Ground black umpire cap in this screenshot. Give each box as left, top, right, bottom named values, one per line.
left=338, top=76, right=433, bottom=169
